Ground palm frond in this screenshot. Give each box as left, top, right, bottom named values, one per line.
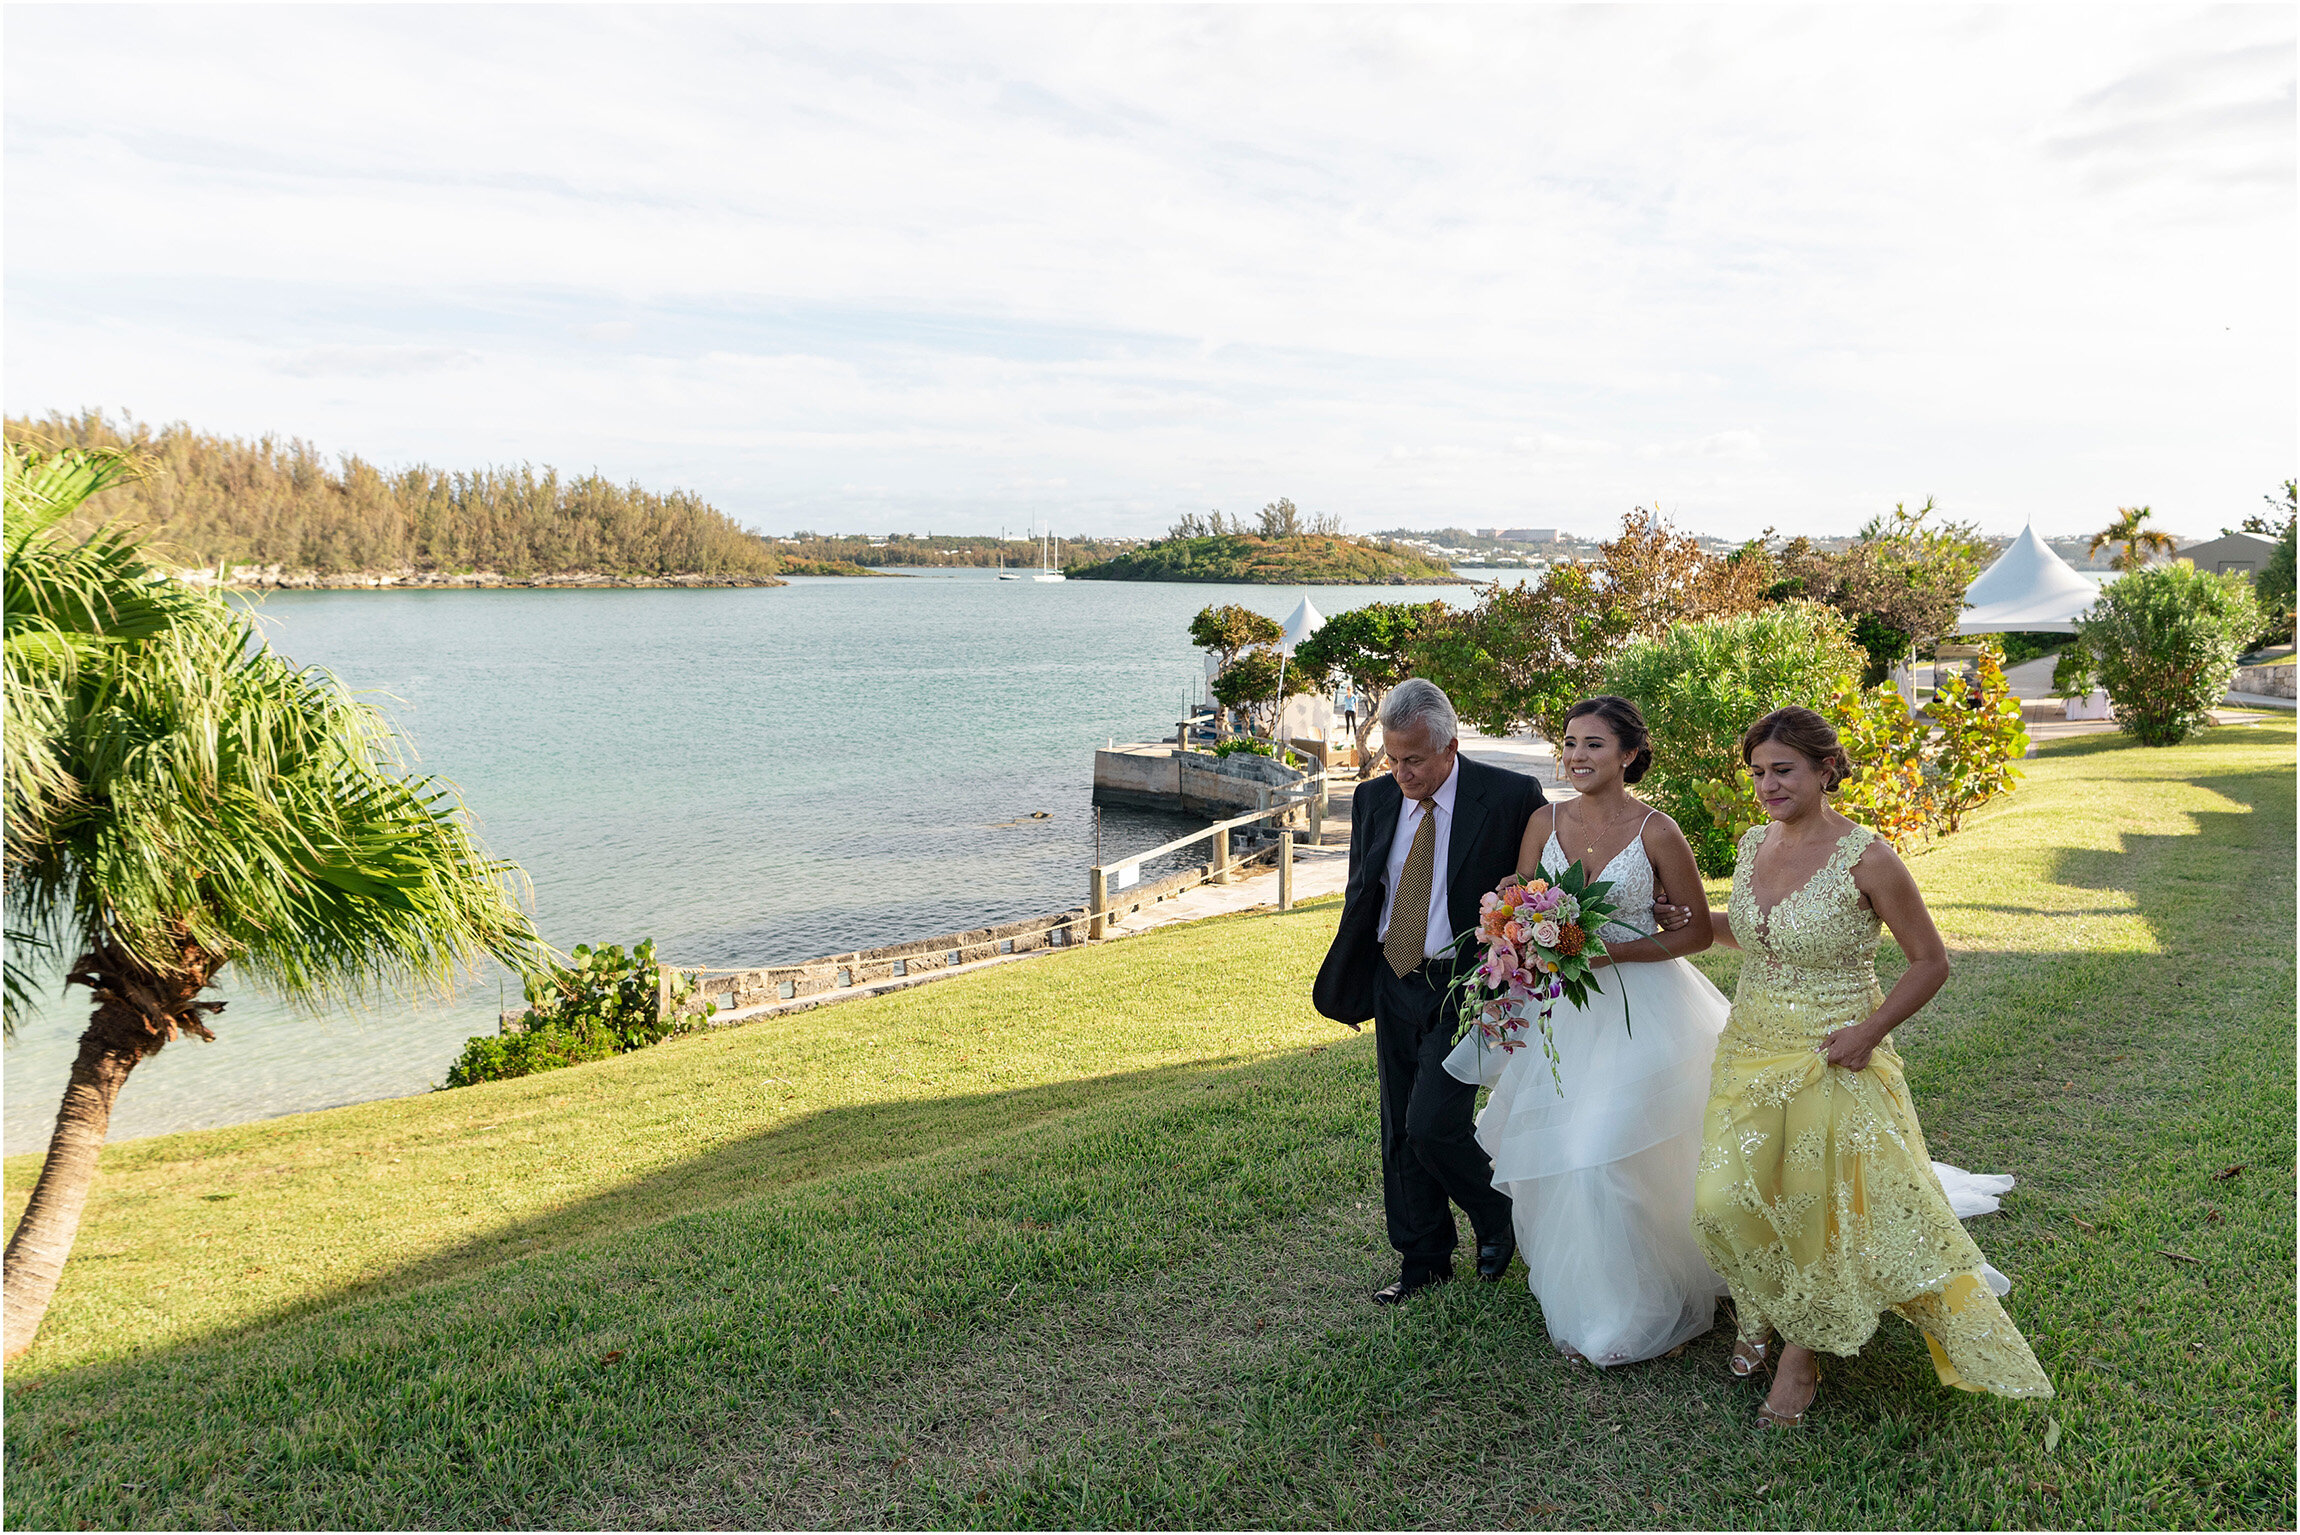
left=5, top=445, right=541, bottom=1015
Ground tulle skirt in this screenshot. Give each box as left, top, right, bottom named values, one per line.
left=1444, top=955, right=1732, bottom=1366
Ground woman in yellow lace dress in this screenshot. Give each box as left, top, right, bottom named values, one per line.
left=1694, top=707, right=2051, bottom=1427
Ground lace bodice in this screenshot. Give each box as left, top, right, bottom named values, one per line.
left=1538, top=817, right=1655, bottom=944
left=1725, top=823, right=1883, bottom=1044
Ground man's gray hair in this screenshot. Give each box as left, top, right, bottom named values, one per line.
left=1379, top=678, right=1459, bottom=748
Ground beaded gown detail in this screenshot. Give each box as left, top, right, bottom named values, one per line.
left=1691, top=823, right=2052, bottom=1399
left=1444, top=821, right=1730, bottom=1366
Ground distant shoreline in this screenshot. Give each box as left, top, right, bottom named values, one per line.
left=188, top=568, right=789, bottom=591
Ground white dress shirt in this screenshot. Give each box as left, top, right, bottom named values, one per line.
left=1374, top=756, right=1461, bottom=960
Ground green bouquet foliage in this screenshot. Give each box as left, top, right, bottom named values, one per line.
left=2075, top=563, right=2263, bottom=746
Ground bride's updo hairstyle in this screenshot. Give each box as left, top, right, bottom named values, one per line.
left=1741, top=706, right=1854, bottom=792
left=1564, top=694, right=1654, bottom=785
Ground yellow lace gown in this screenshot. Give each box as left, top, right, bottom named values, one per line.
left=1692, top=823, right=2052, bottom=1399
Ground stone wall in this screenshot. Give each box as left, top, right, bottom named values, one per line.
left=2235, top=662, right=2296, bottom=699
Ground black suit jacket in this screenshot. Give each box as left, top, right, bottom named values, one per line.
left=1312, top=754, right=1546, bottom=1027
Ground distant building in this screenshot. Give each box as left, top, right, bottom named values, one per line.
left=2177, top=529, right=2280, bottom=577
left=1500, top=528, right=1560, bottom=543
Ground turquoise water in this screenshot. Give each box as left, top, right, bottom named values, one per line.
left=4, top=569, right=1487, bottom=1152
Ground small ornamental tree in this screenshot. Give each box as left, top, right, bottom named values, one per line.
left=1597, top=507, right=1773, bottom=641
left=1188, top=603, right=1282, bottom=681
left=1291, top=599, right=1446, bottom=772
left=1410, top=563, right=1627, bottom=746
left=2075, top=562, right=2263, bottom=746
left=1767, top=500, right=1990, bottom=685
left=1210, top=646, right=1314, bottom=739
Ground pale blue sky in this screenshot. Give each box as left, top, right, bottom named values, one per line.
left=6, top=5, right=2293, bottom=540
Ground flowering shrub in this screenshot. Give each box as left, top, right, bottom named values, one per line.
left=1923, top=645, right=2029, bottom=832
left=1692, top=642, right=2027, bottom=853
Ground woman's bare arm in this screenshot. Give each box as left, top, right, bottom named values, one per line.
left=1822, top=841, right=1952, bottom=1071
left=1594, top=814, right=1713, bottom=965
left=1512, top=802, right=1559, bottom=882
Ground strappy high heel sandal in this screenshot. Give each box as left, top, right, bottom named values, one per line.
left=1757, top=1363, right=1819, bottom=1429
left=1729, top=1333, right=1773, bottom=1379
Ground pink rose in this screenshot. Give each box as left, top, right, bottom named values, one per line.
left=1530, top=919, right=1562, bottom=949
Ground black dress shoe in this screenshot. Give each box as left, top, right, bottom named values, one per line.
left=1372, top=1271, right=1451, bottom=1305
left=1476, top=1235, right=1517, bottom=1282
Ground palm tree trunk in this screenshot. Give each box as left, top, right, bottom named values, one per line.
left=3, top=948, right=219, bottom=1361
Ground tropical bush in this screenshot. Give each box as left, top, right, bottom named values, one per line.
left=2245, top=479, right=2296, bottom=648
left=1687, top=648, right=2026, bottom=856
left=1605, top=603, right=1866, bottom=872
left=2072, top=563, right=2263, bottom=746
left=445, top=938, right=709, bottom=1088
left=1924, top=647, right=2031, bottom=832
left=443, top=1016, right=619, bottom=1088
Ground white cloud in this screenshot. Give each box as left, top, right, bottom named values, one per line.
left=1638, top=431, right=1768, bottom=464
left=4, top=6, right=2291, bottom=540
left=275, top=345, right=481, bottom=379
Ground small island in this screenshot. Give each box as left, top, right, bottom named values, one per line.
left=1068, top=504, right=1465, bottom=584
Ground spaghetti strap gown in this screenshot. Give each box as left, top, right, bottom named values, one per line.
left=1691, top=823, right=2052, bottom=1398
left=1443, top=817, right=1730, bottom=1365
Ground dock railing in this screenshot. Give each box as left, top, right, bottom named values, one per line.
left=620, top=764, right=1332, bottom=1030
left=1086, top=766, right=1328, bottom=939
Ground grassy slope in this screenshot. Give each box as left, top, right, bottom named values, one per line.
left=5, top=722, right=2293, bottom=1529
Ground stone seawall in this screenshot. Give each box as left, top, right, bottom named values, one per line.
left=1092, top=744, right=1306, bottom=815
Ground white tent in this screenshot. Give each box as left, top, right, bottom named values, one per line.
left=1278, top=593, right=1326, bottom=653
left=1275, top=594, right=1329, bottom=750
left=1956, top=524, right=2109, bottom=634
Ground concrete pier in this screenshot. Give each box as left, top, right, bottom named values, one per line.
left=1092, top=743, right=1307, bottom=815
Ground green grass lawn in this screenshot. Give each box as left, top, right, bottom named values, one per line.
left=6, top=721, right=2294, bottom=1529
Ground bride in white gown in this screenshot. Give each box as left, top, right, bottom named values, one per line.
left=1447, top=696, right=2023, bottom=1368
left=1445, top=695, right=1731, bottom=1366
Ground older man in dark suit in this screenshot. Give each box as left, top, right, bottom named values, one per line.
left=1313, top=678, right=1544, bottom=1304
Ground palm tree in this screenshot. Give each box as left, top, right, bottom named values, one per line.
left=2, top=445, right=540, bottom=1360
left=2089, top=505, right=2179, bottom=572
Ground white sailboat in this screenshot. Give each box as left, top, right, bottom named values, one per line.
left=997, top=525, right=1023, bottom=580
left=1033, top=523, right=1066, bottom=582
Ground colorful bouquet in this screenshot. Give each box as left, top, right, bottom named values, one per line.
left=1444, top=861, right=1625, bottom=1089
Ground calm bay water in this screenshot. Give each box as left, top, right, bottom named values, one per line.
left=4, top=569, right=1492, bottom=1153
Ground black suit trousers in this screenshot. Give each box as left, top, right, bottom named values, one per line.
left=1373, top=960, right=1512, bottom=1279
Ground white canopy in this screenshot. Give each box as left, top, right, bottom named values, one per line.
left=1956, top=524, right=2107, bottom=635
left=1278, top=593, right=1326, bottom=653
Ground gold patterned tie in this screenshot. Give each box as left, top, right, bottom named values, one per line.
left=1384, top=798, right=1439, bottom=977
